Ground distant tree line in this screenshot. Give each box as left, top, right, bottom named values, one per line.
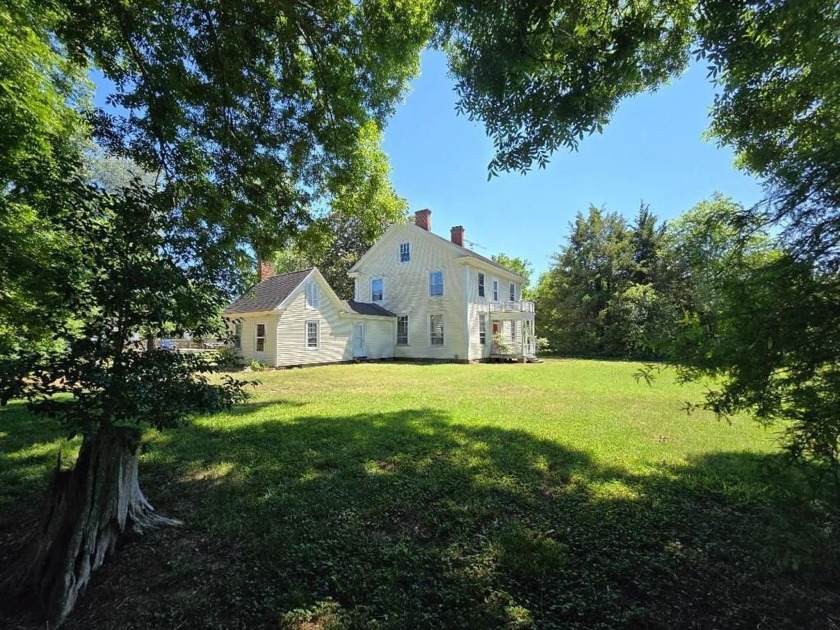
left=532, top=195, right=772, bottom=360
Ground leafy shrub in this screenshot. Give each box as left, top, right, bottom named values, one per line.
left=215, top=346, right=241, bottom=369
left=248, top=359, right=269, bottom=372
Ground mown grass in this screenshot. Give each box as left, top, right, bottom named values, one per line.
left=1, top=359, right=838, bottom=629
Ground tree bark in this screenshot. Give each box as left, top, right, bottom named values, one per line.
left=2, top=426, right=179, bottom=627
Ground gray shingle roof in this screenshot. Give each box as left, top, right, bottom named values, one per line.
left=224, top=268, right=313, bottom=314
left=343, top=300, right=396, bottom=317
left=419, top=225, right=525, bottom=280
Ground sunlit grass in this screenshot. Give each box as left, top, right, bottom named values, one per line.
left=1, top=359, right=836, bottom=629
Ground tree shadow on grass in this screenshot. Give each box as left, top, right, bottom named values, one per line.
left=0, top=402, right=78, bottom=518
left=2, top=405, right=839, bottom=629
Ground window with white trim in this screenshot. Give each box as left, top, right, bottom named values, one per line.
left=479, top=314, right=486, bottom=345
left=306, top=321, right=319, bottom=349
left=256, top=323, right=266, bottom=352
left=397, top=315, right=409, bottom=345
left=492, top=279, right=499, bottom=301
left=430, top=314, right=444, bottom=345
left=478, top=272, right=485, bottom=298
left=371, top=278, right=383, bottom=302
left=429, top=271, right=444, bottom=297
left=509, top=282, right=516, bottom=301
left=510, top=321, right=517, bottom=341
left=306, top=282, right=320, bottom=309
left=399, top=242, right=410, bottom=263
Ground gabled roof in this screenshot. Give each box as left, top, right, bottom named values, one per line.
left=424, top=227, right=524, bottom=280
left=342, top=300, right=396, bottom=317
left=348, top=222, right=524, bottom=281
left=224, top=268, right=313, bottom=314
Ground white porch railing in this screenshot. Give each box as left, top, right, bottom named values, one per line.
left=488, top=300, right=535, bottom=313
left=490, top=337, right=537, bottom=358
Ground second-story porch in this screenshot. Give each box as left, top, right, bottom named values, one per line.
left=487, top=300, right=535, bottom=319
left=487, top=301, right=537, bottom=361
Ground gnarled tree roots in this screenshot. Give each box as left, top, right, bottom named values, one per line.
left=2, top=426, right=179, bottom=627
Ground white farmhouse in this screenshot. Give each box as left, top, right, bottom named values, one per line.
left=226, top=209, right=536, bottom=367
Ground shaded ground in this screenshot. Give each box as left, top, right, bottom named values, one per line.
left=1, top=361, right=839, bottom=628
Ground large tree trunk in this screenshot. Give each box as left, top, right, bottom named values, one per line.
left=2, top=426, right=179, bottom=627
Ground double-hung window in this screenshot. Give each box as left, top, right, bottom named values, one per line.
left=509, top=282, right=516, bottom=301
left=371, top=278, right=383, bottom=302
left=430, top=314, right=444, bottom=345
left=306, top=282, right=320, bottom=309
left=429, top=271, right=444, bottom=297
left=256, top=323, right=266, bottom=352
left=478, top=272, right=485, bottom=298
left=399, top=242, right=410, bottom=263
left=479, top=314, right=487, bottom=345
left=492, top=279, right=499, bottom=301
left=397, top=315, right=409, bottom=345
left=306, top=321, right=319, bottom=349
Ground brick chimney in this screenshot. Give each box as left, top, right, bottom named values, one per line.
left=258, top=258, right=276, bottom=282
left=414, top=209, right=432, bottom=231
left=450, top=225, right=465, bottom=247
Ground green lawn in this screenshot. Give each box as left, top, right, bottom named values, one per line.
left=1, top=359, right=838, bottom=629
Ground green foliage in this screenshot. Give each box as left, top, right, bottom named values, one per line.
left=0, top=0, right=90, bottom=357
left=83, top=144, right=157, bottom=193
left=666, top=244, right=840, bottom=484
left=270, top=122, right=409, bottom=298
left=535, top=206, right=638, bottom=356
left=534, top=197, right=776, bottom=362
left=697, top=0, right=840, bottom=265
left=602, top=283, right=675, bottom=358
left=1, top=176, right=250, bottom=436
left=214, top=347, right=241, bottom=370
left=435, top=0, right=694, bottom=175
left=62, top=0, right=431, bottom=283
left=248, top=359, right=269, bottom=372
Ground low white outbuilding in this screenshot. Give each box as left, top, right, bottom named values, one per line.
left=225, top=267, right=395, bottom=368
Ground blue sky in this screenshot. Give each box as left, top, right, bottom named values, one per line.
left=92, top=49, right=763, bottom=279
left=382, top=51, right=764, bottom=277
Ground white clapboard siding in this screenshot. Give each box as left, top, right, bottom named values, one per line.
left=349, top=318, right=395, bottom=359
left=235, top=314, right=279, bottom=366
left=352, top=224, right=470, bottom=361
left=352, top=222, right=522, bottom=362
left=276, top=275, right=353, bottom=367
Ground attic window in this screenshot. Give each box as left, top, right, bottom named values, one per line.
left=399, top=242, right=410, bottom=263
left=306, top=282, right=319, bottom=309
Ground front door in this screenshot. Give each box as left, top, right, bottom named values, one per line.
left=352, top=323, right=365, bottom=358
left=491, top=322, right=500, bottom=353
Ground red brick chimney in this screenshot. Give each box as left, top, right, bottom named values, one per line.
left=414, top=209, right=431, bottom=231
left=450, top=225, right=465, bottom=247
left=258, top=258, right=276, bottom=282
